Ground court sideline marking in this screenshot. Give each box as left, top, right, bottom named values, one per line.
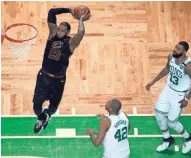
left=1, top=114, right=191, bottom=117
left=1, top=134, right=184, bottom=139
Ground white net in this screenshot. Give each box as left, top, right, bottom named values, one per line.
left=5, top=24, right=38, bottom=61
left=8, top=39, right=35, bottom=61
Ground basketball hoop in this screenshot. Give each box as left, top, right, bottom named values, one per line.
left=2, top=23, right=38, bottom=61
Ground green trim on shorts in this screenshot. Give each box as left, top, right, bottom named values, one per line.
left=155, top=108, right=168, bottom=114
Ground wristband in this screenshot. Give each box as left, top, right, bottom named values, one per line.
left=185, top=97, right=189, bottom=101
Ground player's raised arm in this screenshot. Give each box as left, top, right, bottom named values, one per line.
left=69, top=12, right=90, bottom=53
left=47, top=8, right=72, bottom=39
left=146, top=53, right=172, bottom=91
left=86, top=116, right=110, bottom=147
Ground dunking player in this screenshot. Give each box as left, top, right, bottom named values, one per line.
left=86, top=99, right=130, bottom=158
left=32, top=7, right=90, bottom=133
left=146, top=41, right=191, bottom=154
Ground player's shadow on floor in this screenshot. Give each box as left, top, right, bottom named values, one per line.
left=156, top=149, right=176, bottom=156
left=181, top=152, right=191, bottom=157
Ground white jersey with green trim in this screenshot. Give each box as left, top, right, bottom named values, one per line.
left=103, top=111, right=130, bottom=158
left=167, top=56, right=191, bottom=92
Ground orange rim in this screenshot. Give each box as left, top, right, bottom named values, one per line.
left=1, top=30, right=5, bottom=44
left=5, top=23, right=38, bottom=43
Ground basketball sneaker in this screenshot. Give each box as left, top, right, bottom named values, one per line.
left=42, top=108, right=52, bottom=130
left=156, top=136, right=175, bottom=152
left=182, top=135, right=191, bottom=154
left=34, top=112, right=49, bottom=134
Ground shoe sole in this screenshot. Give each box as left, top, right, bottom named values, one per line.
left=34, top=125, right=44, bottom=134
left=156, top=138, right=175, bottom=152
left=182, top=140, right=191, bottom=154
left=34, top=113, right=49, bottom=134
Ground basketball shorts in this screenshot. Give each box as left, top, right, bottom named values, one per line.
left=33, top=70, right=66, bottom=106
left=155, top=84, right=188, bottom=122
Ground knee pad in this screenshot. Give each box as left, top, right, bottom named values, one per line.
left=155, top=112, right=168, bottom=130
left=168, top=121, right=183, bottom=133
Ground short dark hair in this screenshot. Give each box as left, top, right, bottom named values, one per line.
left=60, top=22, right=71, bottom=31
left=110, top=99, right=122, bottom=114
left=179, top=41, right=189, bottom=52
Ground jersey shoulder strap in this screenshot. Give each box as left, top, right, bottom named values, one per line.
left=184, top=57, right=191, bottom=64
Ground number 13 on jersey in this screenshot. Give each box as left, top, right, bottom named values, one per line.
left=170, top=74, right=179, bottom=85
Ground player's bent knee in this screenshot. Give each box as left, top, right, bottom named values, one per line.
left=167, top=121, right=183, bottom=133
left=155, top=112, right=168, bottom=130
left=167, top=121, right=176, bottom=129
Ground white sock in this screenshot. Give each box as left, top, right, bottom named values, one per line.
left=163, top=130, right=171, bottom=139
left=182, top=130, right=190, bottom=139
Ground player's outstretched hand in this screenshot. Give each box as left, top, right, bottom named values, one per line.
left=80, top=11, right=91, bottom=21
left=179, top=99, right=188, bottom=108
left=145, top=81, right=155, bottom=91
left=86, top=128, right=94, bottom=136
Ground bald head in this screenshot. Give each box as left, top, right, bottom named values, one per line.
left=107, top=99, right=122, bottom=114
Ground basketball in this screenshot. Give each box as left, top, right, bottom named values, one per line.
left=74, top=5, right=90, bottom=20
